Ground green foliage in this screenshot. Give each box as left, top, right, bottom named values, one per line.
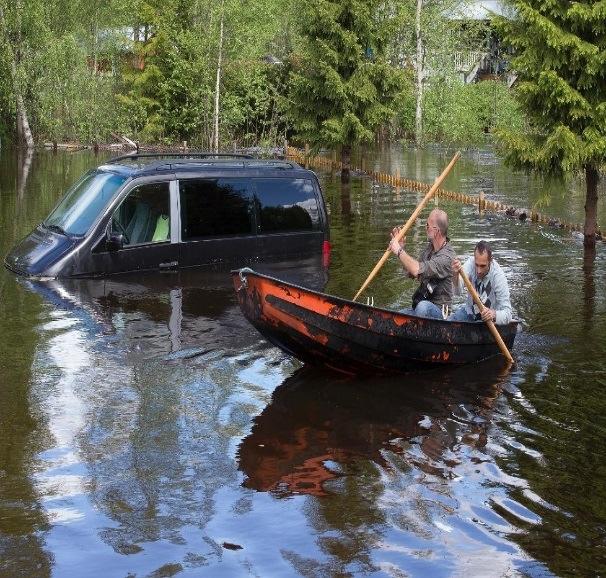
left=389, top=0, right=508, bottom=146
left=0, top=0, right=135, bottom=143
left=494, top=1, right=606, bottom=175
left=114, top=0, right=291, bottom=147
left=222, top=63, right=286, bottom=146
left=287, top=0, right=404, bottom=150
left=0, top=17, right=13, bottom=141
left=392, top=0, right=490, bottom=74
left=0, top=0, right=531, bottom=152
left=158, top=32, right=213, bottom=142
left=28, top=34, right=126, bottom=143
left=118, top=61, right=168, bottom=143
left=0, top=0, right=49, bottom=141
left=399, top=79, right=524, bottom=146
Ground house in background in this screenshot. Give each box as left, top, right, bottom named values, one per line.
left=451, top=1, right=516, bottom=86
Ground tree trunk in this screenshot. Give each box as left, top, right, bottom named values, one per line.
left=584, top=164, right=599, bottom=250
left=341, top=145, right=351, bottom=183
left=1, top=5, right=34, bottom=149
left=212, top=2, right=225, bottom=154
left=414, top=0, right=424, bottom=148
left=12, top=62, right=34, bottom=149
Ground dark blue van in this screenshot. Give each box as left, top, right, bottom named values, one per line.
left=5, top=154, right=330, bottom=278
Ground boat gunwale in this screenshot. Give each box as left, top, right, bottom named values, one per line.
left=233, top=267, right=519, bottom=332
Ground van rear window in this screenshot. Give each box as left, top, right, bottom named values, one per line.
left=254, top=178, right=320, bottom=233
left=180, top=179, right=253, bottom=239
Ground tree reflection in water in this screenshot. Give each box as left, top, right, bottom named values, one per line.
left=582, top=245, right=596, bottom=327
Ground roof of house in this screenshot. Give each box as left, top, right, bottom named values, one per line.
left=451, top=1, right=510, bottom=20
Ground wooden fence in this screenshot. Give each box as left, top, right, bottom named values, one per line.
left=285, top=146, right=602, bottom=239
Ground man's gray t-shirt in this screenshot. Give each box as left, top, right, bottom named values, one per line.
left=414, top=240, right=456, bottom=306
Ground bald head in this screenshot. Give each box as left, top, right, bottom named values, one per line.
left=429, top=208, right=448, bottom=237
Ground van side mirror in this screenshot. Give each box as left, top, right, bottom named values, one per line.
left=106, top=231, right=125, bottom=251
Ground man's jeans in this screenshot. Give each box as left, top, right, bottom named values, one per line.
left=448, top=307, right=476, bottom=322
left=403, top=299, right=445, bottom=320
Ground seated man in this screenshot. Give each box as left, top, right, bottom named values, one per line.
left=449, top=240, right=512, bottom=324
left=389, top=208, right=455, bottom=319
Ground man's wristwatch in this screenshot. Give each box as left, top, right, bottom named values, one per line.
left=397, top=247, right=404, bottom=258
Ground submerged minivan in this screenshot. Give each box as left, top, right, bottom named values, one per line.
left=5, top=153, right=330, bottom=278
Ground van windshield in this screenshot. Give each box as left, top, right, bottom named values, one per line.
left=44, top=171, right=127, bottom=236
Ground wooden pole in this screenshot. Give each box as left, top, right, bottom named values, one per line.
left=352, top=151, right=461, bottom=301
left=458, top=268, right=514, bottom=364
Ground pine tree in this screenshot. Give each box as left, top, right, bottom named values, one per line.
left=287, top=0, right=403, bottom=180
left=495, top=1, right=606, bottom=249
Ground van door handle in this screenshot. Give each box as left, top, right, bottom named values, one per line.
left=159, top=261, right=179, bottom=270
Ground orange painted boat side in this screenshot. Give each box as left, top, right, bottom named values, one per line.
left=233, top=269, right=517, bottom=374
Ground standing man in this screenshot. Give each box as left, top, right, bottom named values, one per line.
left=449, top=240, right=512, bottom=324
left=389, top=208, right=456, bottom=319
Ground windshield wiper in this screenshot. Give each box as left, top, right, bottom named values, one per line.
left=44, top=223, right=68, bottom=236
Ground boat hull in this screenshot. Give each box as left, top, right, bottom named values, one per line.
left=232, top=269, right=518, bottom=374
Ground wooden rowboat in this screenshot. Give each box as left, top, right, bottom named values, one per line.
left=232, top=268, right=518, bottom=374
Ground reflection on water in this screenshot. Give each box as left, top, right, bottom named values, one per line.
left=237, top=363, right=562, bottom=575
left=239, top=362, right=509, bottom=497
left=23, top=258, right=328, bottom=360
left=582, top=246, right=596, bottom=326
left=1, top=147, right=605, bottom=576
left=16, top=148, right=34, bottom=200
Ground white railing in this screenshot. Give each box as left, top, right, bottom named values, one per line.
left=454, top=51, right=487, bottom=72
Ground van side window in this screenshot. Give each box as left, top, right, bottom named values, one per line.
left=180, top=179, right=253, bottom=239
left=113, top=182, right=170, bottom=245
left=254, top=179, right=319, bottom=233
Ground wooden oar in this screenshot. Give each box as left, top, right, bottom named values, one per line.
left=457, top=268, right=514, bottom=364
left=352, top=151, right=461, bottom=302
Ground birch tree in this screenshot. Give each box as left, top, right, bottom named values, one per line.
left=0, top=1, right=34, bottom=148
left=212, top=0, right=225, bottom=153
left=414, top=0, right=424, bottom=146
left=395, top=0, right=475, bottom=146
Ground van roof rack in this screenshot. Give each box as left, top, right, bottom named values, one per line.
left=106, top=152, right=301, bottom=171
left=107, top=152, right=255, bottom=163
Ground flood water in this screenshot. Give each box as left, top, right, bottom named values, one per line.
left=1, top=146, right=605, bottom=577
